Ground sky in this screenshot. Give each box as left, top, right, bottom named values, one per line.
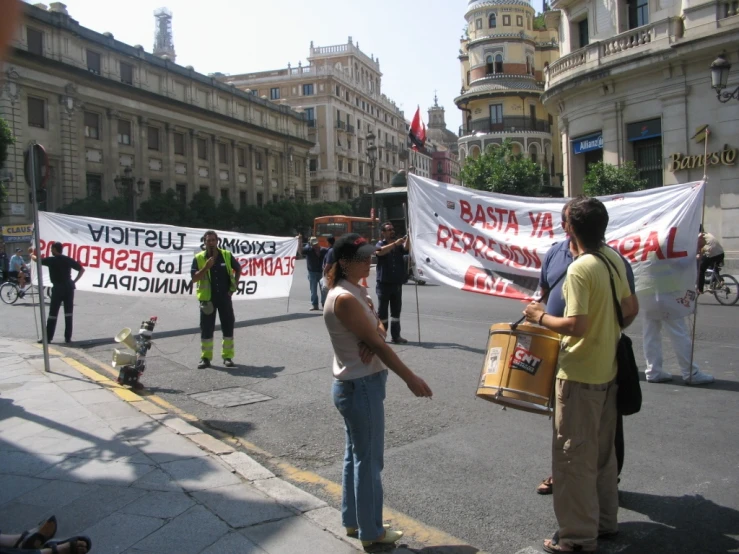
left=34, top=0, right=544, bottom=132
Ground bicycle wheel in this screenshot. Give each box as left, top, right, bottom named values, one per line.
left=713, top=274, right=739, bottom=306
left=0, top=282, right=19, bottom=305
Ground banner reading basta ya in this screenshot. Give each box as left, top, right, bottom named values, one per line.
left=408, top=175, right=705, bottom=318
left=34, top=212, right=298, bottom=300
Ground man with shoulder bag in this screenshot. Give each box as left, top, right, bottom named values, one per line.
left=524, top=197, right=638, bottom=553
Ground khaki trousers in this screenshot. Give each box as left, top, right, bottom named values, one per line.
left=552, top=378, right=619, bottom=549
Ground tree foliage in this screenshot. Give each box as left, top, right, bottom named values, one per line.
left=57, top=189, right=357, bottom=238
left=460, top=139, right=543, bottom=197
left=583, top=161, right=649, bottom=196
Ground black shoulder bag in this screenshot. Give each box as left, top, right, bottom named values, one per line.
left=590, top=251, right=642, bottom=416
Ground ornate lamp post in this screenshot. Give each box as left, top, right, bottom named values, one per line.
left=366, top=131, right=378, bottom=242
left=710, top=53, right=739, bottom=103
left=114, top=166, right=145, bottom=221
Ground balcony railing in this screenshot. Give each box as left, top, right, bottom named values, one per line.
left=721, top=0, right=738, bottom=17
left=459, top=117, right=551, bottom=137
left=336, top=120, right=346, bottom=130
left=307, top=119, right=316, bottom=128
left=346, top=123, right=355, bottom=134
left=546, top=18, right=677, bottom=89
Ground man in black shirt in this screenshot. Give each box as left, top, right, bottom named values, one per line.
left=31, top=242, right=84, bottom=343
left=375, top=222, right=410, bottom=344
left=191, top=230, right=241, bottom=369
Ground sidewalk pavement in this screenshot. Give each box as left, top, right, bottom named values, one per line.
left=0, top=338, right=414, bottom=554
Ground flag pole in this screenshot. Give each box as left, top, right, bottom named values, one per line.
left=403, top=196, right=422, bottom=345
left=687, top=127, right=710, bottom=385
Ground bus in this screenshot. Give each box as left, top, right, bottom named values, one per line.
left=313, top=215, right=375, bottom=248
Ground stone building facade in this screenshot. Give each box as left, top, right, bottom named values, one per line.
left=542, top=0, right=739, bottom=258
left=221, top=39, right=409, bottom=203
left=0, top=2, right=312, bottom=226
left=456, top=0, right=563, bottom=189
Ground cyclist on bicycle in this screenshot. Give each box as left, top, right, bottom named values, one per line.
left=697, top=226, right=725, bottom=294
left=8, top=248, right=29, bottom=296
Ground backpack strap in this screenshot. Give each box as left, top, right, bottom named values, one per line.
left=589, top=251, right=624, bottom=329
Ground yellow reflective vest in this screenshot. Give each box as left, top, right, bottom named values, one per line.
left=194, top=249, right=237, bottom=301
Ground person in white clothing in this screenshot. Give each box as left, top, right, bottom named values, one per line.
left=323, top=233, right=432, bottom=549
left=642, top=227, right=714, bottom=385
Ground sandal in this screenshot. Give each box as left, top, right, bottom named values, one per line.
left=536, top=476, right=554, bottom=495
left=44, top=535, right=92, bottom=554
left=14, top=515, right=57, bottom=549
left=543, top=531, right=596, bottom=553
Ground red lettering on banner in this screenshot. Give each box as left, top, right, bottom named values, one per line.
left=529, top=212, right=554, bottom=239
left=608, top=227, right=687, bottom=261
left=450, top=228, right=464, bottom=252
left=640, top=231, right=665, bottom=261
left=435, top=224, right=541, bottom=270
left=665, top=227, right=688, bottom=258
left=461, top=266, right=529, bottom=299
left=459, top=200, right=520, bottom=235
left=437, top=225, right=452, bottom=248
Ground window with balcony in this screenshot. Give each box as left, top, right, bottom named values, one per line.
left=28, top=97, right=46, bottom=128
left=489, top=14, right=497, bottom=28
left=309, top=159, right=317, bottom=172
left=304, top=107, right=315, bottom=126
left=302, top=84, right=314, bottom=96
left=118, top=120, right=131, bottom=145
left=148, top=126, right=160, bottom=151
left=348, top=162, right=353, bottom=174
left=257, top=192, right=263, bottom=207
left=87, top=50, right=101, bottom=74
left=84, top=112, right=100, bottom=139
left=197, top=138, right=208, bottom=160
left=628, top=0, right=649, bottom=29
left=495, top=54, right=504, bottom=73
left=577, top=18, right=589, bottom=48
left=176, top=184, right=187, bottom=205
left=255, top=152, right=263, bottom=170
left=338, top=159, right=344, bottom=172
left=174, top=132, right=185, bottom=155
left=86, top=174, right=102, bottom=199
left=27, top=27, right=43, bottom=55
left=217, top=143, right=227, bottom=163
left=530, top=105, right=537, bottom=128
left=486, top=55, right=495, bottom=75
left=120, top=61, right=133, bottom=85
left=237, top=147, right=246, bottom=167
left=149, top=180, right=162, bottom=196
left=490, top=104, right=503, bottom=130
left=239, top=191, right=247, bottom=207
left=270, top=87, right=280, bottom=100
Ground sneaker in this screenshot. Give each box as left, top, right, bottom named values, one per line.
left=346, top=523, right=389, bottom=537
left=647, top=372, right=673, bottom=383
left=360, top=528, right=403, bottom=547
left=391, top=336, right=409, bottom=344
left=223, top=358, right=235, bottom=368
left=684, top=371, right=714, bottom=385
left=310, top=305, right=320, bottom=311
left=197, top=358, right=211, bottom=369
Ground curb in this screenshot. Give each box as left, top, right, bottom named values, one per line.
left=37, top=344, right=365, bottom=551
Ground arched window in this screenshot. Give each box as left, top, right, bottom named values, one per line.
left=526, top=58, right=530, bottom=74
left=489, top=14, right=497, bottom=28
left=486, top=55, right=494, bottom=75
left=529, top=144, right=538, bottom=162
left=495, top=54, right=504, bottom=73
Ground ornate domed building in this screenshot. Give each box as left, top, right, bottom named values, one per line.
left=457, top=0, right=563, bottom=190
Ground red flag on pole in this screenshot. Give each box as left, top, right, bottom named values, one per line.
left=409, top=107, right=426, bottom=151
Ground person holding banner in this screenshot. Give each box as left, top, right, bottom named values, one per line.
left=524, top=197, right=638, bottom=553
left=324, top=233, right=432, bottom=549
left=375, top=222, right=410, bottom=344
left=191, top=230, right=241, bottom=369
left=534, top=200, right=637, bottom=496
left=30, top=242, right=85, bottom=344
left=304, top=237, right=328, bottom=311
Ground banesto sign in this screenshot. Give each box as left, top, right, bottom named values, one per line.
left=669, top=145, right=736, bottom=172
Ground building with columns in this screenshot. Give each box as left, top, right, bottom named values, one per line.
left=0, top=2, right=312, bottom=226
left=542, top=0, right=739, bottom=258
left=221, top=39, right=409, bottom=203
left=456, top=0, right=563, bottom=189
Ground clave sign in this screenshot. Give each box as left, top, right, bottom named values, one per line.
left=669, top=145, right=737, bottom=172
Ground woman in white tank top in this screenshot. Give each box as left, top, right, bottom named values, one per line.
left=323, top=233, right=432, bottom=548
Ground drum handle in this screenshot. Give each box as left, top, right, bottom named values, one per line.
left=510, top=314, right=526, bottom=330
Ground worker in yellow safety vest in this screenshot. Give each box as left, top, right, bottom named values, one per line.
left=191, top=230, right=241, bottom=369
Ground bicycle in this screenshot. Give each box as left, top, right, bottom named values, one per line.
left=0, top=274, right=51, bottom=305
left=703, top=263, right=739, bottom=306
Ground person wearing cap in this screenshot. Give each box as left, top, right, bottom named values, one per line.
left=324, top=233, right=433, bottom=549
left=8, top=247, right=29, bottom=294
left=302, top=237, right=328, bottom=310
left=30, top=242, right=84, bottom=343
left=375, top=222, right=410, bottom=344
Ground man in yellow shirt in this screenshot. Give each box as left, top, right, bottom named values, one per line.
left=524, top=197, right=638, bottom=552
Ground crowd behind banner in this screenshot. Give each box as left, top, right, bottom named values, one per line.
left=32, top=212, right=299, bottom=301
left=408, top=175, right=704, bottom=317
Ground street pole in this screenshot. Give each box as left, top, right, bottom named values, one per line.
left=370, top=161, right=376, bottom=242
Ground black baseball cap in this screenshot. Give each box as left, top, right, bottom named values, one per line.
left=333, top=233, right=376, bottom=261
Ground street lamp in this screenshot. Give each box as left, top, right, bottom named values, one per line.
left=114, top=166, right=145, bottom=221
left=366, top=131, right=378, bottom=242
left=710, top=53, right=739, bottom=102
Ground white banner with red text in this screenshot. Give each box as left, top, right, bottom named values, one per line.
left=408, top=175, right=705, bottom=319
left=32, top=212, right=298, bottom=300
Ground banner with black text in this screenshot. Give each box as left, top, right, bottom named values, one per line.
left=408, top=175, right=705, bottom=318
left=33, top=212, right=298, bottom=300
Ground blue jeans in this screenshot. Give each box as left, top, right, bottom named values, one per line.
left=332, top=370, right=387, bottom=541
left=308, top=271, right=326, bottom=308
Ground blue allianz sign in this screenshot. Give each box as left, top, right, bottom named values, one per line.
left=572, top=133, right=603, bottom=155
